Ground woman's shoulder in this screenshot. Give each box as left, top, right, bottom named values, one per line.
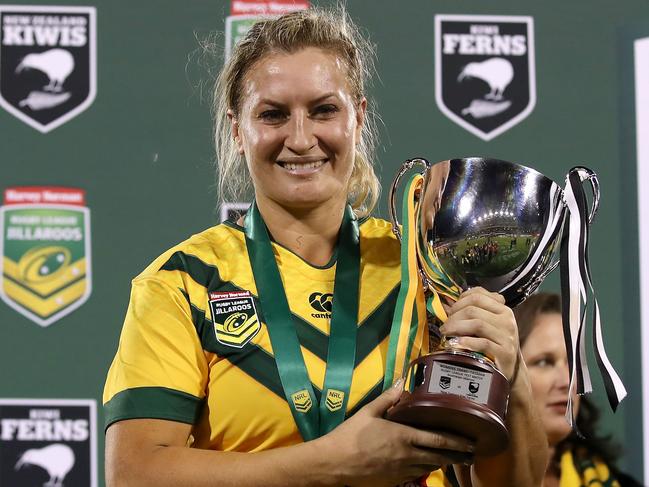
left=359, top=215, right=398, bottom=240
left=136, top=222, right=245, bottom=281
left=358, top=216, right=401, bottom=265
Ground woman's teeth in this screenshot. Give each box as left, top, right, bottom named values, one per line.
left=283, top=160, right=325, bottom=171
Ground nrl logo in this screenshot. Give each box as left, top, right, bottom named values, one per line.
left=0, top=187, right=92, bottom=327
left=209, top=290, right=260, bottom=348
left=435, top=14, right=536, bottom=141
left=0, top=5, right=97, bottom=133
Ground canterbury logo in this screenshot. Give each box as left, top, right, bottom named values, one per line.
left=309, top=292, right=332, bottom=318
left=291, top=390, right=313, bottom=413
left=325, top=389, right=345, bottom=412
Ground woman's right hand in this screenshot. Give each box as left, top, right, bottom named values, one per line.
left=319, top=380, right=475, bottom=487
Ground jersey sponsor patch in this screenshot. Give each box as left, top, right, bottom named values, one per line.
left=0, top=5, right=97, bottom=133
left=209, top=290, right=260, bottom=348
left=0, top=398, right=97, bottom=487
left=308, top=291, right=332, bottom=319
left=1, top=186, right=92, bottom=327
left=435, top=14, right=536, bottom=141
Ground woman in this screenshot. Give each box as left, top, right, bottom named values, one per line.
left=515, top=292, right=640, bottom=487
left=103, top=7, right=547, bottom=486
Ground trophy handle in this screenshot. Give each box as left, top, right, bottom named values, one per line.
left=529, top=166, right=600, bottom=288
left=568, top=166, right=600, bottom=224
left=389, top=158, right=432, bottom=241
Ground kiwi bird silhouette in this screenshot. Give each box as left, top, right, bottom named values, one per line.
left=15, top=48, right=75, bottom=92
left=457, top=57, right=514, bottom=101
left=15, top=443, right=75, bottom=487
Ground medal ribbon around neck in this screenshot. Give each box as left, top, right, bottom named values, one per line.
left=244, top=201, right=359, bottom=441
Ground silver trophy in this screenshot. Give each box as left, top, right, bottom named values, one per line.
left=385, top=157, right=624, bottom=455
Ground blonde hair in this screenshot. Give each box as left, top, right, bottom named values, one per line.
left=213, top=6, right=381, bottom=217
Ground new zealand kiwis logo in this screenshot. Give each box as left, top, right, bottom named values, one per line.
left=309, top=292, right=332, bottom=318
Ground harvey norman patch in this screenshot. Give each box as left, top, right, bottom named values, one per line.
left=209, top=290, right=260, bottom=348
left=0, top=398, right=97, bottom=487
left=435, top=14, right=536, bottom=141
left=0, top=5, right=97, bottom=133
left=0, top=186, right=92, bottom=327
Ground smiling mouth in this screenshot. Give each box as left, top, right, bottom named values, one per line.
left=547, top=401, right=568, bottom=410
left=277, top=159, right=327, bottom=171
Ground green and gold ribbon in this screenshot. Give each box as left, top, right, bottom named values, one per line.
left=560, top=447, right=621, bottom=487
left=383, top=172, right=465, bottom=390
left=244, top=202, right=359, bottom=440
left=384, top=174, right=428, bottom=389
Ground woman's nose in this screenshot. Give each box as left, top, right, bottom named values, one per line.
left=285, top=112, right=317, bottom=153
left=555, top=360, right=571, bottom=390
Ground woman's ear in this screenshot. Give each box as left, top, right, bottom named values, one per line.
left=355, top=97, right=367, bottom=144
left=227, top=109, right=245, bottom=155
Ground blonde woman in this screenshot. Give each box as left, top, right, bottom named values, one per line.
left=104, top=7, right=547, bottom=486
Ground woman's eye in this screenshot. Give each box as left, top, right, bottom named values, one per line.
left=313, top=104, right=339, bottom=118
left=531, top=357, right=553, bottom=368
left=259, top=110, right=286, bottom=122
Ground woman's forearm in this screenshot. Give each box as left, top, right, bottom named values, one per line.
left=107, top=436, right=342, bottom=487
left=468, top=357, right=549, bottom=487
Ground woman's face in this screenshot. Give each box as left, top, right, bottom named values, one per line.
left=521, top=312, right=579, bottom=446
left=232, top=47, right=366, bottom=212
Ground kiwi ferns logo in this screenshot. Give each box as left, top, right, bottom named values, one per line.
left=0, top=187, right=92, bottom=327
left=309, top=291, right=332, bottom=319
left=209, top=290, right=260, bottom=348
left=0, top=399, right=97, bottom=486
left=0, top=5, right=97, bottom=133
left=435, top=14, right=536, bottom=140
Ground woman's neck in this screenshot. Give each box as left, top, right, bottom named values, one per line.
left=254, top=196, right=348, bottom=267
left=543, top=446, right=560, bottom=487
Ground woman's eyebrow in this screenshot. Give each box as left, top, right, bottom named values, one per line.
left=311, top=93, right=338, bottom=103
left=256, top=98, right=287, bottom=108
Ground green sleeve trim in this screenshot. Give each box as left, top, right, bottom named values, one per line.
left=103, top=387, right=204, bottom=430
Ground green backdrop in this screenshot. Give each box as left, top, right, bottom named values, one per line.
left=0, top=0, right=645, bottom=483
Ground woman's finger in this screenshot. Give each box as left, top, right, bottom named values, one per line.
left=407, top=428, right=475, bottom=453
left=441, top=311, right=513, bottom=344
left=450, top=289, right=507, bottom=316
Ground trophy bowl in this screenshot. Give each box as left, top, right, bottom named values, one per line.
left=385, top=157, right=599, bottom=455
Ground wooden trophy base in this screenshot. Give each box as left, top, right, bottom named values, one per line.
left=386, top=350, right=510, bottom=456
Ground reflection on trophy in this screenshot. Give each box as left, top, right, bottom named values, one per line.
left=384, top=157, right=626, bottom=455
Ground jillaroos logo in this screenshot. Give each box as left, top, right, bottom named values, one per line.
left=209, top=290, right=260, bottom=348
left=0, top=186, right=92, bottom=327
left=308, top=291, right=332, bottom=319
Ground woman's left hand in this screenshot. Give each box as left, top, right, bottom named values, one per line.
left=439, top=287, right=519, bottom=381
